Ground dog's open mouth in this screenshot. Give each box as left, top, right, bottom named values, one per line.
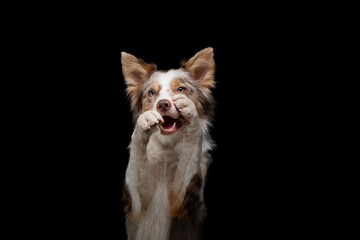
left=159, top=116, right=181, bottom=134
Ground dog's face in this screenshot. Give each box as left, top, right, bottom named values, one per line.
left=121, top=48, right=216, bottom=134
left=142, top=70, right=186, bottom=134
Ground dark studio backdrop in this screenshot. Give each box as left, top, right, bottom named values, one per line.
left=62, top=31, right=308, bottom=239
left=31, top=10, right=317, bottom=239
left=116, top=42, right=303, bottom=240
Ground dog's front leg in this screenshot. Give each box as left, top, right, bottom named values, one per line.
left=171, top=95, right=203, bottom=216
left=125, top=111, right=163, bottom=219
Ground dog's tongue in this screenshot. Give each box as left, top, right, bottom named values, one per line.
left=162, top=116, right=176, bottom=129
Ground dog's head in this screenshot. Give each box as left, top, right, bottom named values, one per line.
left=121, top=47, right=216, bottom=134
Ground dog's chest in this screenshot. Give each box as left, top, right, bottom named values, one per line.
left=143, top=135, right=183, bottom=181
left=146, top=137, right=180, bottom=165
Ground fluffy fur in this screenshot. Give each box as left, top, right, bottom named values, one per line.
left=121, top=48, right=216, bottom=240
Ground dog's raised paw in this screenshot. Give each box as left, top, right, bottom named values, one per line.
left=137, top=111, right=164, bottom=132
left=172, top=95, right=198, bottom=123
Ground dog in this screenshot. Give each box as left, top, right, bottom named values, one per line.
left=121, top=47, right=216, bottom=240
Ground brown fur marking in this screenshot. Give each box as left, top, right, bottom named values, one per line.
left=122, top=182, right=133, bottom=218
left=170, top=78, right=181, bottom=91
left=141, top=82, right=160, bottom=113
left=171, top=172, right=203, bottom=220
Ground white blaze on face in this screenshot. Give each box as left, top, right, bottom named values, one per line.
left=153, top=70, right=179, bottom=118
left=156, top=71, right=176, bottom=103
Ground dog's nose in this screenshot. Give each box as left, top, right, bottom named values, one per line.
left=157, top=100, right=171, bottom=112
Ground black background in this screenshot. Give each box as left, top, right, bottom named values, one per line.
left=26, top=9, right=318, bottom=239
left=67, top=34, right=305, bottom=239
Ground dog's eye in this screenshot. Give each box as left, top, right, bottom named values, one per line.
left=149, top=90, right=155, bottom=96
left=177, top=87, right=185, bottom=93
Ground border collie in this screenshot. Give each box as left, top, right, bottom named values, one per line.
left=121, top=47, right=216, bottom=240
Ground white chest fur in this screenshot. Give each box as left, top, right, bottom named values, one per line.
left=142, top=132, right=183, bottom=188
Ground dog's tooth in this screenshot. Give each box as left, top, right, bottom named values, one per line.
left=171, top=122, right=176, bottom=129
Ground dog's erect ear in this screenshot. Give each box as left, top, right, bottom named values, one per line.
left=121, top=52, right=157, bottom=90
left=181, top=47, right=215, bottom=89
left=121, top=52, right=157, bottom=115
